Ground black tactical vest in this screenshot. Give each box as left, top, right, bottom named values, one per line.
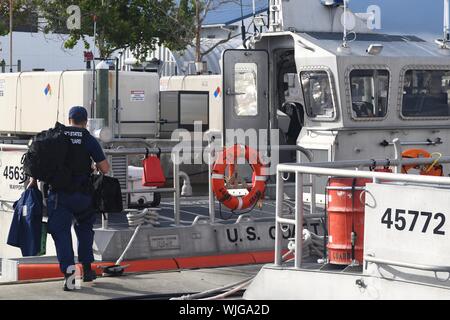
left=63, top=127, right=93, bottom=178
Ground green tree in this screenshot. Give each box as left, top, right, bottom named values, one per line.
left=35, top=0, right=196, bottom=60
left=0, top=2, right=7, bottom=36
left=0, top=0, right=37, bottom=36
left=191, top=0, right=244, bottom=64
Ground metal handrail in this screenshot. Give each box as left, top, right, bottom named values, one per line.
left=364, top=255, right=450, bottom=273
left=1, top=142, right=308, bottom=227
left=0, top=144, right=28, bottom=151
left=326, top=186, right=365, bottom=191
left=274, top=154, right=450, bottom=269
left=122, top=188, right=176, bottom=194
left=380, top=138, right=443, bottom=147
left=277, top=217, right=296, bottom=225
left=278, top=155, right=450, bottom=170
left=104, top=147, right=204, bottom=156
left=277, top=164, right=450, bottom=186
left=105, top=144, right=305, bottom=225
left=104, top=144, right=308, bottom=156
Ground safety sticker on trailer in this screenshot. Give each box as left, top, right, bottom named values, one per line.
left=44, top=83, right=52, bottom=96
left=130, top=90, right=145, bottom=102
left=214, top=86, right=221, bottom=98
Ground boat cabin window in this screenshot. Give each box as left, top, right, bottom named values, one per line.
left=300, top=71, right=335, bottom=118
left=234, top=63, right=258, bottom=116
left=350, top=69, right=389, bottom=119
left=402, top=70, right=450, bottom=118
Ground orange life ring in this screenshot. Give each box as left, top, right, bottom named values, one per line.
left=212, top=144, right=267, bottom=211
left=401, top=149, right=443, bottom=176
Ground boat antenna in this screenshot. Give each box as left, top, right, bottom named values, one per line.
left=337, top=0, right=352, bottom=54
left=9, top=0, right=13, bottom=73
left=252, top=0, right=257, bottom=33
left=343, top=0, right=348, bottom=47
left=444, top=0, right=450, bottom=47
left=240, top=0, right=247, bottom=48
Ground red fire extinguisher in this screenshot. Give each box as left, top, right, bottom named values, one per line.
left=142, top=148, right=166, bottom=187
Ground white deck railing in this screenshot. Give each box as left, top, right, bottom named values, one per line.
left=274, top=156, right=450, bottom=269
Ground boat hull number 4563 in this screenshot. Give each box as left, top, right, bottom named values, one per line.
left=381, top=208, right=445, bottom=235
left=2, top=166, right=25, bottom=182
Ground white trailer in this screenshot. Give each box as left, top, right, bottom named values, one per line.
left=160, top=75, right=222, bottom=135
left=0, top=71, right=159, bottom=137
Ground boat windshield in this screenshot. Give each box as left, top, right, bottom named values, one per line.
left=402, top=70, right=450, bottom=118
left=300, top=70, right=335, bottom=119
left=350, top=69, right=389, bottom=119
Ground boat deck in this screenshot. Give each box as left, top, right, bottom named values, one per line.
left=108, top=197, right=287, bottom=227
left=103, top=196, right=323, bottom=233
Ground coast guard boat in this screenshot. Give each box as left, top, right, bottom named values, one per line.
left=1, top=0, right=450, bottom=299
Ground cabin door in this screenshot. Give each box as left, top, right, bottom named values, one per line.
left=222, top=49, right=269, bottom=147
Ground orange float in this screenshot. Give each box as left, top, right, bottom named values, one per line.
left=212, top=144, right=266, bottom=211
left=401, top=149, right=443, bottom=176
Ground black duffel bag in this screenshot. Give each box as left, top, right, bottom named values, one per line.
left=91, top=174, right=123, bottom=213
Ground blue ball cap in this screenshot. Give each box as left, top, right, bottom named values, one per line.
left=69, top=106, right=88, bottom=122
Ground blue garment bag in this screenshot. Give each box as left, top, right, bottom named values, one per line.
left=7, top=187, right=44, bottom=256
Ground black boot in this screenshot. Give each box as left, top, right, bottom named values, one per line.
left=63, top=271, right=76, bottom=291
left=82, top=263, right=97, bottom=282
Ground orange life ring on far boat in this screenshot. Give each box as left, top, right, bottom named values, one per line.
left=401, top=149, right=443, bottom=176
left=212, top=144, right=266, bottom=211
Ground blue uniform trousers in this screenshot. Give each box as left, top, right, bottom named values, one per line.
left=47, top=191, right=96, bottom=274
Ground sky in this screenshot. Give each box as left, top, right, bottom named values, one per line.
left=0, top=0, right=445, bottom=71
left=0, top=32, right=94, bottom=72
left=202, top=0, right=268, bottom=25
left=349, top=0, right=443, bottom=37
left=203, top=0, right=445, bottom=38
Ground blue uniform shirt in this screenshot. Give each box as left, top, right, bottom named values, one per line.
left=84, top=134, right=106, bottom=163
left=68, top=129, right=106, bottom=185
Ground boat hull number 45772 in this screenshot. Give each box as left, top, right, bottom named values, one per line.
left=381, top=208, right=446, bottom=235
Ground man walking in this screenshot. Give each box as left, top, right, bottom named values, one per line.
left=29, top=106, right=110, bottom=291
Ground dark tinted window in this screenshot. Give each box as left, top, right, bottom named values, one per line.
left=402, top=70, right=450, bottom=117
